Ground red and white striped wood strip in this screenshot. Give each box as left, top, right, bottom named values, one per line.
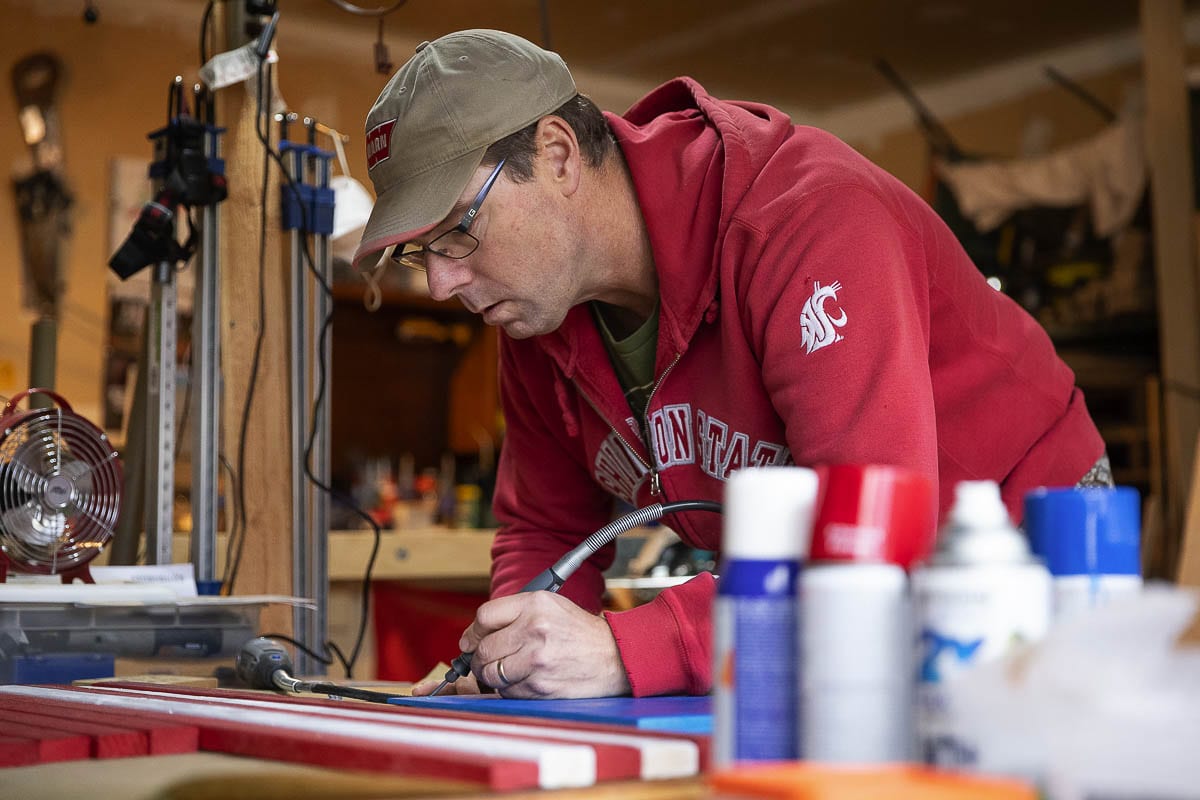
left=1, top=693, right=531, bottom=788
left=45, top=685, right=632, bottom=783
left=0, top=685, right=589, bottom=790
left=0, top=725, right=90, bottom=766
left=0, top=695, right=197, bottom=755
left=80, top=685, right=698, bottom=781
left=0, top=707, right=146, bottom=759
left=89, top=681, right=710, bottom=774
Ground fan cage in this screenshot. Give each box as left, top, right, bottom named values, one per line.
left=0, top=406, right=122, bottom=575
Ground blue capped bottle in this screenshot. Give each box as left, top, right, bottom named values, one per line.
left=712, top=466, right=818, bottom=766
left=1024, top=486, right=1142, bottom=620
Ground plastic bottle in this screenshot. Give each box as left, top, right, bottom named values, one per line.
left=1024, top=486, right=1142, bottom=620
left=800, top=463, right=936, bottom=764
left=713, top=466, right=818, bottom=766
left=910, top=479, right=1051, bottom=769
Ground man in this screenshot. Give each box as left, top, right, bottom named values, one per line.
left=352, top=30, right=1109, bottom=700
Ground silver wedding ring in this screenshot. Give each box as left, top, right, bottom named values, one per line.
left=496, top=659, right=513, bottom=687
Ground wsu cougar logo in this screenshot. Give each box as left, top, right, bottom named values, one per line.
left=799, top=280, right=847, bottom=354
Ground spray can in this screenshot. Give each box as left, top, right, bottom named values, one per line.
left=713, top=466, right=818, bottom=766
left=800, top=463, right=936, bottom=764
left=911, top=480, right=1051, bottom=768
left=1024, top=486, right=1142, bottom=620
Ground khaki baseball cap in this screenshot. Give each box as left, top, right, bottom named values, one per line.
left=352, top=30, right=577, bottom=270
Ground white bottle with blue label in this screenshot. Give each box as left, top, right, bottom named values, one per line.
left=1024, top=486, right=1142, bottom=620
left=712, top=466, right=818, bottom=767
left=911, top=480, right=1052, bottom=768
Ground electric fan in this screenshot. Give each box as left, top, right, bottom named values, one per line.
left=0, top=388, right=122, bottom=583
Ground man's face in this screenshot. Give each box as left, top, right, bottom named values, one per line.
left=416, top=159, right=583, bottom=340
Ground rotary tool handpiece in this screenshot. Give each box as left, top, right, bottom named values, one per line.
left=236, top=636, right=298, bottom=691
left=428, top=566, right=566, bottom=695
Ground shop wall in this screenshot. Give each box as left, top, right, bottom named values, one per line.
left=1, top=0, right=1192, bottom=428
left=0, top=0, right=388, bottom=422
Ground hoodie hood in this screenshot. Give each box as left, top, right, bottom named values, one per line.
left=535, top=78, right=796, bottom=405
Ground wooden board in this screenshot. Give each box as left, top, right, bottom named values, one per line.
left=93, top=682, right=711, bottom=774
left=1177, top=430, right=1200, bottom=588
left=0, top=695, right=197, bottom=755
left=0, top=685, right=701, bottom=791
left=0, top=708, right=147, bottom=759
left=0, top=727, right=89, bottom=766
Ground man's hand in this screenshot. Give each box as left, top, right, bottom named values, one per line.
left=457, top=591, right=632, bottom=699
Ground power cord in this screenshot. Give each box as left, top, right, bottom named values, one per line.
left=199, top=0, right=214, bottom=66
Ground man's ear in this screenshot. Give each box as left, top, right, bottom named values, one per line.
left=535, top=115, right=581, bottom=196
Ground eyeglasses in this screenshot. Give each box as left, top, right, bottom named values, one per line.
left=390, top=158, right=506, bottom=272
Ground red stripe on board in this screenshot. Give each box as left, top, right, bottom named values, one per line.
left=0, top=737, right=39, bottom=767
left=0, top=696, right=197, bottom=755
left=0, top=708, right=146, bottom=759
left=90, top=682, right=712, bottom=770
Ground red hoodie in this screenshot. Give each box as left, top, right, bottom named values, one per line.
left=488, top=79, right=1104, bottom=697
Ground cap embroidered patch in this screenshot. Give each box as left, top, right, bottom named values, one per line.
left=366, top=118, right=397, bottom=170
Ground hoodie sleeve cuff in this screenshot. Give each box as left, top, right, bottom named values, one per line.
left=603, top=571, right=715, bottom=697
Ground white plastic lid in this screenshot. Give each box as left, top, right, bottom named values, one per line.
left=722, top=466, right=819, bottom=559
left=937, top=479, right=1032, bottom=564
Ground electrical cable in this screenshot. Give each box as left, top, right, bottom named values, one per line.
left=538, top=0, right=552, bottom=50
left=322, top=0, right=407, bottom=17
left=237, top=636, right=400, bottom=702
left=199, top=0, right=214, bottom=67
left=257, top=631, right=350, bottom=674
left=219, top=451, right=238, bottom=547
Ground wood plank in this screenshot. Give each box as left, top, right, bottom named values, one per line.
left=0, top=726, right=90, bottom=764
left=82, top=684, right=700, bottom=781
left=0, top=708, right=146, bottom=759
left=1177, top=430, right=1200, bottom=588
left=0, top=737, right=39, bottom=767
left=87, top=683, right=709, bottom=769
left=328, top=528, right=495, bottom=580
left=0, top=685, right=592, bottom=790
left=214, top=3, right=293, bottom=632
left=0, top=695, right=197, bottom=755
left=1140, top=0, right=1200, bottom=572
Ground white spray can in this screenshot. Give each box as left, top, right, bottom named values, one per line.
left=801, top=562, right=913, bottom=763
left=911, top=480, right=1051, bottom=768
left=799, top=462, right=937, bottom=764
left=713, top=466, right=818, bottom=766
